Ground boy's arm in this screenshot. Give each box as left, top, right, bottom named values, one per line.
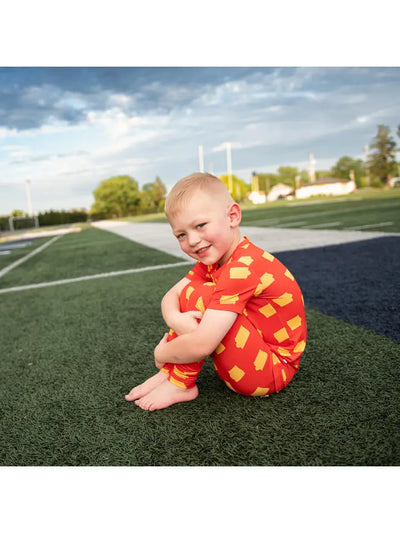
left=155, top=308, right=238, bottom=365
left=161, top=277, right=203, bottom=335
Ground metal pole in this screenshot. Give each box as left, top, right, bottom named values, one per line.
left=198, top=145, right=204, bottom=172
left=26, top=180, right=33, bottom=216
left=226, top=142, right=233, bottom=193
left=364, top=145, right=370, bottom=186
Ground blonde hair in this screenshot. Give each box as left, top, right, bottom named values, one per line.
left=165, top=172, right=233, bottom=219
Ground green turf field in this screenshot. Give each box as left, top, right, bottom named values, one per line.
left=0, top=226, right=399, bottom=466
left=121, top=188, right=400, bottom=233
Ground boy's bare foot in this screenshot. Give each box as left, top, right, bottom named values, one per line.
left=135, top=380, right=199, bottom=411
left=125, top=370, right=168, bottom=402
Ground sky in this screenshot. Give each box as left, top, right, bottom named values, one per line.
left=0, top=66, right=399, bottom=215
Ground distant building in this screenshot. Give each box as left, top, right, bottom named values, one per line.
left=295, top=178, right=356, bottom=199
left=248, top=190, right=267, bottom=204
left=267, top=183, right=294, bottom=202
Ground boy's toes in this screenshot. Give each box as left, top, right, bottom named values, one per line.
left=125, top=389, right=137, bottom=401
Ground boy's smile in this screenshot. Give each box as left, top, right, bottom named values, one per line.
left=168, top=190, right=242, bottom=266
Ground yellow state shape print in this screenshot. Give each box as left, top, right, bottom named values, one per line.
left=220, top=293, right=239, bottom=305
left=261, top=272, right=275, bottom=286
left=294, top=340, right=306, bottom=353
left=215, top=342, right=225, bottom=355
left=241, top=242, right=250, bottom=249
left=254, top=283, right=263, bottom=297
left=262, top=251, right=274, bottom=262
left=195, top=296, right=205, bottom=314
left=274, top=327, right=289, bottom=343
left=185, top=286, right=194, bottom=300
left=273, top=292, right=293, bottom=307
left=272, top=353, right=281, bottom=365
left=228, top=365, right=245, bottom=382
left=251, top=387, right=270, bottom=397
left=277, top=347, right=291, bottom=357
left=238, top=255, right=254, bottom=265
left=169, top=376, right=187, bottom=389
left=235, top=325, right=250, bottom=349
left=224, top=380, right=237, bottom=392
left=282, top=369, right=287, bottom=382
left=253, top=349, right=268, bottom=371
left=284, top=269, right=294, bottom=281
left=203, top=282, right=216, bottom=286
left=229, top=266, right=251, bottom=279
left=287, top=315, right=302, bottom=330
left=259, top=303, right=277, bottom=318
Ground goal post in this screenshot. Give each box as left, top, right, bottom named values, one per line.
left=8, top=215, right=39, bottom=232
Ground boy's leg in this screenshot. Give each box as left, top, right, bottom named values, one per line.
left=126, top=280, right=215, bottom=409
left=156, top=280, right=216, bottom=389
left=212, top=313, right=297, bottom=397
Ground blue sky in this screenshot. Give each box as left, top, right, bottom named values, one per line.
left=1, top=66, right=399, bottom=215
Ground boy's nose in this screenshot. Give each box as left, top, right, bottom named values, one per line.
left=187, top=231, right=201, bottom=247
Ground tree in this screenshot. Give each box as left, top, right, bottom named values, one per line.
left=315, top=170, right=331, bottom=181
left=256, top=173, right=279, bottom=194
left=91, top=175, right=142, bottom=218
left=331, top=156, right=366, bottom=187
left=218, top=174, right=249, bottom=202
left=367, top=125, right=397, bottom=186
left=277, top=166, right=298, bottom=188
left=142, top=176, right=167, bottom=212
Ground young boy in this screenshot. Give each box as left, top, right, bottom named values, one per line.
left=125, top=173, right=306, bottom=411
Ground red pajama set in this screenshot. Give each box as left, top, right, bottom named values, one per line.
left=161, top=237, right=307, bottom=397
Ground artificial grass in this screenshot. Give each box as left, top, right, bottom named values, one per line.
left=0, top=227, right=182, bottom=289
left=120, top=188, right=400, bottom=232
left=0, top=236, right=54, bottom=271
left=240, top=192, right=400, bottom=232
left=1, top=264, right=399, bottom=466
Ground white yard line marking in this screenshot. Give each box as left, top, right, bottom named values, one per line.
left=276, top=221, right=308, bottom=228
left=0, top=235, right=62, bottom=279
left=346, top=222, right=394, bottom=230
left=0, top=261, right=191, bottom=294
left=304, top=222, right=342, bottom=229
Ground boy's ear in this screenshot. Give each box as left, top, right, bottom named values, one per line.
left=227, top=203, right=241, bottom=227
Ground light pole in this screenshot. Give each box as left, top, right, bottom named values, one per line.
left=198, top=145, right=204, bottom=172
left=226, top=142, right=233, bottom=193
left=26, top=180, right=33, bottom=216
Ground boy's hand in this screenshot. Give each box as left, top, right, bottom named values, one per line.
left=167, top=310, right=203, bottom=336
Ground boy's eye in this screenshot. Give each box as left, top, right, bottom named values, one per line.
left=176, top=233, right=185, bottom=240
left=197, top=223, right=206, bottom=229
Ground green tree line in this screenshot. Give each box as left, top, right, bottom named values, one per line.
left=3, top=123, right=399, bottom=225
left=254, top=124, right=400, bottom=193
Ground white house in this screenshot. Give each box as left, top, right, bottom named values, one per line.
left=248, top=190, right=267, bottom=204
left=295, top=178, right=356, bottom=199
left=267, top=183, right=294, bottom=202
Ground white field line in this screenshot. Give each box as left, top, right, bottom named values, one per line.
left=346, top=222, right=394, bottom=230
left=304, top=222, right=342, bottom=229
left=276, top=221, right=308, bottom=228
left=0, top=261, right=191, bottom=294
left=0, top=235, right=62, bottom=279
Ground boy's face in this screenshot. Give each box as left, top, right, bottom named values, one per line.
left=168, top=190, right=241, bottom=266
